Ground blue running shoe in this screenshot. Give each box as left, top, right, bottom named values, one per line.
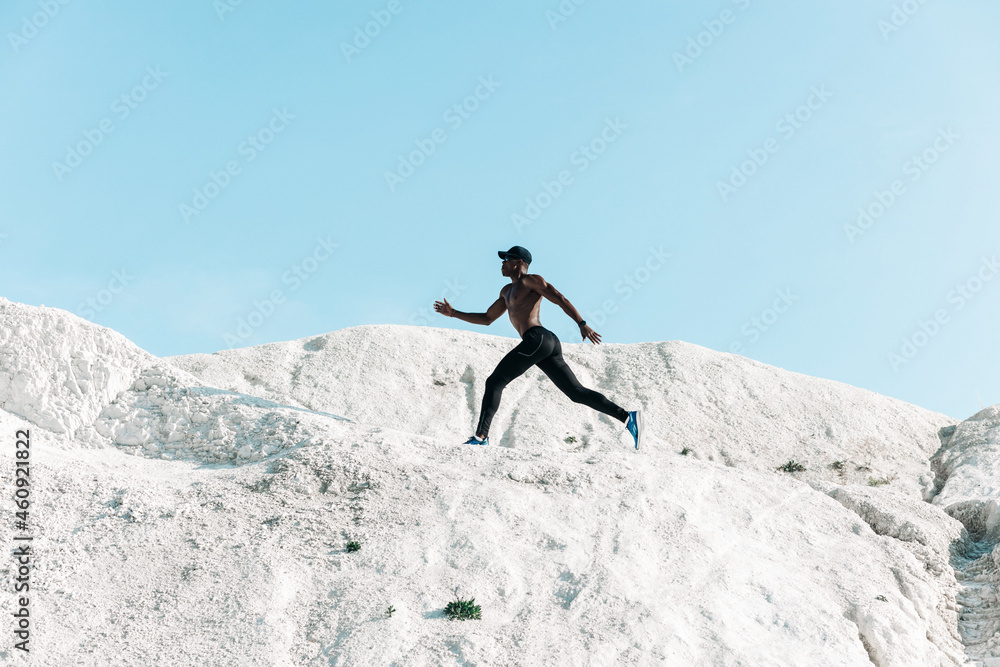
left=625, top=410, right=642, bottom=450
left=463, top=435, right=489, bottom=446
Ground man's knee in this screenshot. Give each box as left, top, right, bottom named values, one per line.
left=572, top=386, right=600, bottom=405
left=561, top=385, right=587, bottom=404
left=486, top=373, right=509, bottom=391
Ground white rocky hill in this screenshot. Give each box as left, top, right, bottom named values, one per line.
left=0, top=297, right=997, bottom=666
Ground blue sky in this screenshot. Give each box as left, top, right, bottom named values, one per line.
left=1, top=1, right=997, bottom=420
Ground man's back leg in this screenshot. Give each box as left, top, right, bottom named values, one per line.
left=536, top=350, right=628, bottom=423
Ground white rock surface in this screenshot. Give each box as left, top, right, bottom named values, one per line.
left=0, top=300, right=995, bottom=666
left=933, top=406, right=1000, bottom=508
left=0, top=298, right=153, bottom=436
left=930, top=407, right=1000, bottom=663
left=169, top=325, right=953, bottom=496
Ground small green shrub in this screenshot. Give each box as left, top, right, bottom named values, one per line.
left=680, top=447, right=691, bottom=456
left=345, top=541, right=361, bottom=552
left=386, top=605, right=396, bottom=617
left=777, top=460, right=806, bottom=473
left=831, top=460, right=846, bottom=471
left=564, top=436, right=577, bottom=444
left=868, top=474, right=896, bottom=487
left=444, top=597, right=481, bottom=621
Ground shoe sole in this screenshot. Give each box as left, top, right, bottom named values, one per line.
left=634, top=410, right=643, bottom=450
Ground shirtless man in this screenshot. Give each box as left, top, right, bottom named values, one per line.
left=434, top=245, right=642, bottom=449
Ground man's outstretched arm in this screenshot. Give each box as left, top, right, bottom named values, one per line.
left=522, top=274, right=602, bottom=344
left=434, top=296, right=507, bottom=326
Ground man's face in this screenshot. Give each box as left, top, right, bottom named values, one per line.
left=501, top=257, right=520, bottom=276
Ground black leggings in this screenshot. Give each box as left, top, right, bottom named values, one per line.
left=476, top=326, right=628, bottom=437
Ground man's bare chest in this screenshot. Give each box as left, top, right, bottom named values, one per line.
left=504, top=284, right=539, bottom=310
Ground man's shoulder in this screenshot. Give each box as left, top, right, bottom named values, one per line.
left=523, top=274, right=550, bottom=292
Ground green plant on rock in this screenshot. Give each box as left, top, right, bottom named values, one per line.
left=444, top=597, right=481, bottom=621
left=386, top=605, right=396, bottom=617
left=345, top=540, right=361, bottom=552
left=868, top=474, right=896, bottom=487
left=564, top=435, right=577, bottom=444
left=777, top=460, right=806, bottom=473
left=680, top=447, right=691, bottom=456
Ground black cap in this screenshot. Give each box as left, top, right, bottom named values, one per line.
left=498, top=245, right=532, bottom=265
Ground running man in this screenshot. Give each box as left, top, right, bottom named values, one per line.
left=434, top=245, right=642, bottom=449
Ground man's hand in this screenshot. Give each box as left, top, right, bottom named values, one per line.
left=434, top=297, right=455, bottom=317
left=580, top=323, right=602, bottom=345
